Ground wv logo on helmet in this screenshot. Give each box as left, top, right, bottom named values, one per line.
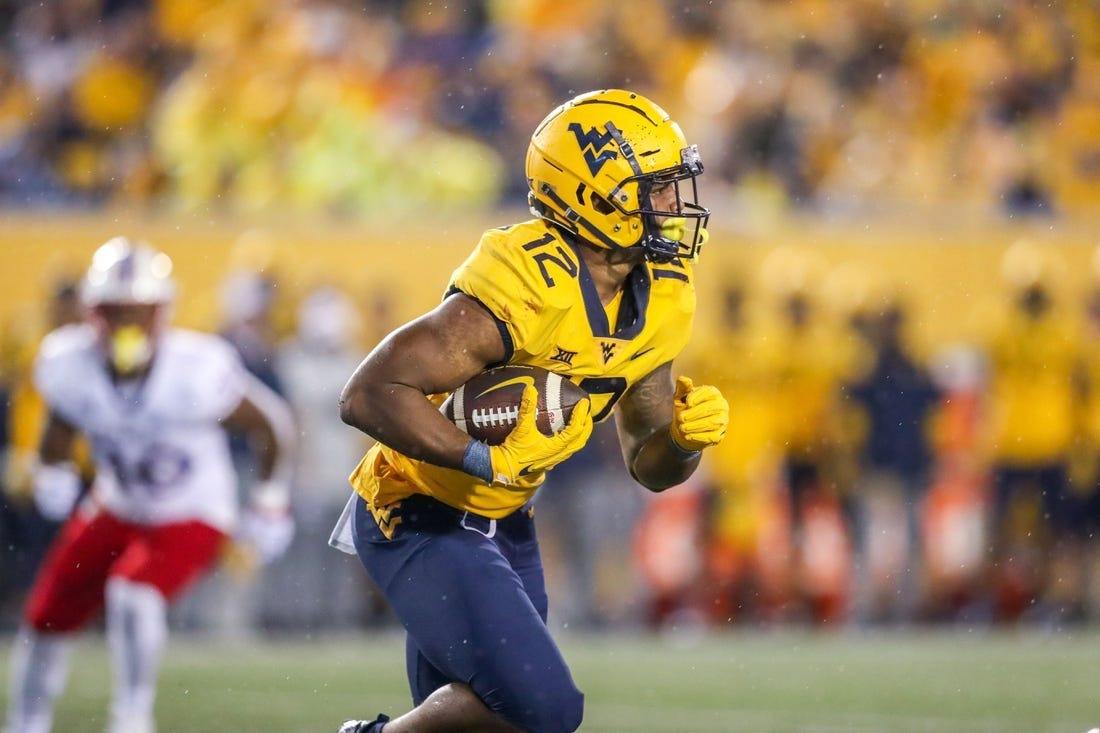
left=568, top=123, right=618, bottom=176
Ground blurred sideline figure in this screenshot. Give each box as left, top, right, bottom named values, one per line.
left=1065, top=246, right=1100, bottom=621
left=754, top=248, right=860, bottom=624
left=841, top=283, right=941, bottom=625
left=978, top=240, right=1079, bottom=623
left=671, top=276, right=786, bottom=627
left=2, top=238, right=295, bottom=733
left=1, top=279, right=93, bottom=626
left=265, top=284, right=379, bottom=630
left=920, top=344, right=990, bottom=622
left=218, top=269, right=288, bottom=397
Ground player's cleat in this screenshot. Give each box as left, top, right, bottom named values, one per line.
left=337, top=714, right=389, bottom=733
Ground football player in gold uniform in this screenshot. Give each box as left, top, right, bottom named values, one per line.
left=333, top=89, right=729, bottom=733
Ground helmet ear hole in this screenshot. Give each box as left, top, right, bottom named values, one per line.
left=590, top=193, right=615, bottom=215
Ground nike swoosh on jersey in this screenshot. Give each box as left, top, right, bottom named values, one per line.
left=630, top=346, right=656, bottom=360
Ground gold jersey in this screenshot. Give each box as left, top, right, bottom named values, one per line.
left=350, top=219, right=696, bottom=520
left=985, top=309, right=1080, bottom=464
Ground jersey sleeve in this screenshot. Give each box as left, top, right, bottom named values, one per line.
left=446, top=227, right=551, bottom=356
left=33, top=325, right=94, bottom=425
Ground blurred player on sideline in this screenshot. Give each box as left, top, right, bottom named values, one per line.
left=333, top=89, right=728, bottom=733
left=980, top=240, right=1078, bottom=622
left=2, top=237, right=296, bottom=733
left=1, top=277, right=92, bottom=624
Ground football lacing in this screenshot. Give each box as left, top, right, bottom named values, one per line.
left=472, top=406, right=520, bottom=428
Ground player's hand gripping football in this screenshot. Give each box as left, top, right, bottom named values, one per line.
left=669, top=376, right=729, bottom=453
left=488, top=385, right=593, bottom=486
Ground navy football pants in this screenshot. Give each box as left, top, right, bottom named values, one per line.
left=351, top=493, right=584, bottom=733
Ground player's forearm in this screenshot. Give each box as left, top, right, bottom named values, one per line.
left=339, top=294, right=508, bottom=471
left=627, top=426, right=701, bottom=491
left=245, top=380, right=296, bottom=484
left=38, top=413, right=78, bottom=465
left=615, top=364, right=700, bottom=491
left=229, top=379, right=297, bottom=513
left=339, top=380, right=471, bottom=470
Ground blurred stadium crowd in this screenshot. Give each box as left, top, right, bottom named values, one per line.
left=3, top=0, right=1100, bottom=636
left=1, top=0, right=1099, bottom=216
left=658, top=239, right=1100, bottom=630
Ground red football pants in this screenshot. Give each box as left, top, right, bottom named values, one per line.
left=25, top=509, right=226, bottom=632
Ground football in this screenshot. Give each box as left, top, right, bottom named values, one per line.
left=440, top=364, right=588, bottom=445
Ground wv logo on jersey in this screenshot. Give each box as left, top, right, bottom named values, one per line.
left=568, top=123, right=618, bottom=176
left=600, top=342, right=617, bottom=363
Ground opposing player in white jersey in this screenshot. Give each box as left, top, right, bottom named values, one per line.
left=3, top=237, right=296, bottom=733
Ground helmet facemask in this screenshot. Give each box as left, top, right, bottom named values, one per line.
left=625, top=145, right=709, bottom=264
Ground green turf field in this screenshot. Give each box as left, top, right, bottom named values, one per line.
left=2, top=629, right=1097, bottom=732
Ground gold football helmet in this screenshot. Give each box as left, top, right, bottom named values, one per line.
left=526, top=89, right=709, bottom=263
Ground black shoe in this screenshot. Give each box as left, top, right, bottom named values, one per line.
left=337, top=714, right=390, bottom=733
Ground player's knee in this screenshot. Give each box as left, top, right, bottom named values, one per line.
left=524, top=683, right=584, bottom=733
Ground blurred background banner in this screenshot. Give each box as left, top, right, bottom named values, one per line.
left=3, top=0, right=1100, bottom=641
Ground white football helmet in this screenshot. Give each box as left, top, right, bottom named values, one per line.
left=82, top=236, right=176, bottom=307
left=82, top=237, right=175, bottom=374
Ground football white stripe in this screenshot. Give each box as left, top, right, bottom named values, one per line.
left=452, top=384, right=468, bottom=433
left=546, top=371, right=565, bottom=433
